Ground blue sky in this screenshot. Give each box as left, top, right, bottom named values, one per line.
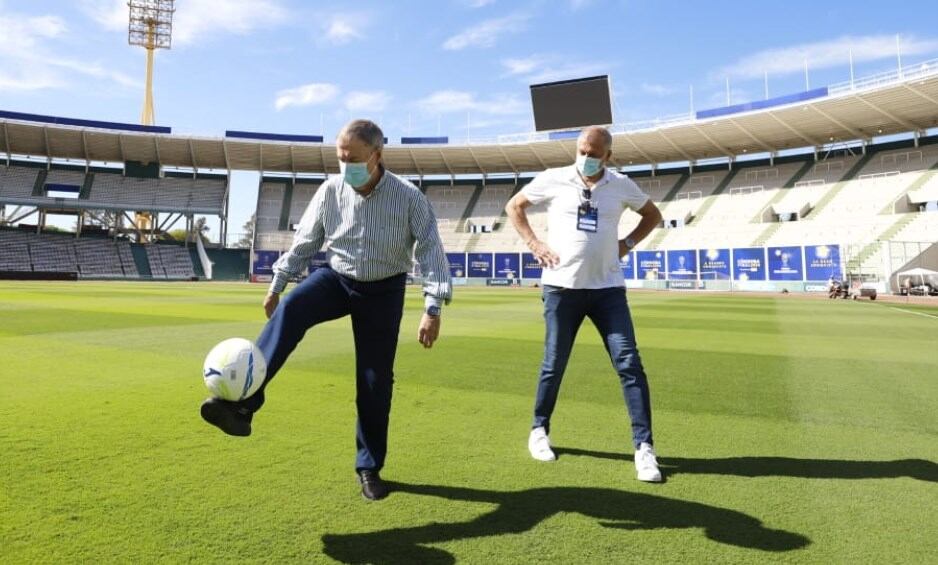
left=2, top=0, right=938, bottom=238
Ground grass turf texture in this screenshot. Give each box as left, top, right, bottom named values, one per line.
left=1, top=281, right=936, bottom=563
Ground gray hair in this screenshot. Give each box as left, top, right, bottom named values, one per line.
left=338, top=119, right=384, bottom=151
left=579, top=126, right=613, bottom=151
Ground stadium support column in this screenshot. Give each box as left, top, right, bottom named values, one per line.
left=882, top=242, right=893, bottom=292
left=221, top=171, right=231, bottom=248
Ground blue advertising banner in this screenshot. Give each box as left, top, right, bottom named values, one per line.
left=732, top=248, right=766, bottom=281
left=667, top=249, right=697, bottom=280
left=637, top=250, right=665, bottom=280
left=620, top=252, right=636, bottom=279
left=308, top=251, right=328, bottom=274
left=467, top=252, right=493, bottom=278
left=521, top=253, right=543, bottom=279
left=446, top=252, right=467, bottom=278
left=252, top=250, right=280, bottom=275
left=698, top=248, right=731, bottom=280
left=804, top=244, right=842, bottom=280
left=494, top=253, right=521, bottom=279
left=768, top=246, right=804, bottom=281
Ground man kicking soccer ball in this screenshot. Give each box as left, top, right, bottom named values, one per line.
left=505, top=126, right=664, bottom=482
left=200, top=119, right=452, bottom=500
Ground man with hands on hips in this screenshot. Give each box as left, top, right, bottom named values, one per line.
left=505, top=125, right=665, bottom=482
left=201, top=119, right=452, bottom=500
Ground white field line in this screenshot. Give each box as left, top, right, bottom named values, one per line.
left=885, top=306, right=938, bottom=320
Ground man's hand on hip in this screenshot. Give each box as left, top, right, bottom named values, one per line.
left=528, top=239, right=560, bottom=268
left=417, top=313, right=441, bottom=349
left=263, top=292, right=280, bottom=319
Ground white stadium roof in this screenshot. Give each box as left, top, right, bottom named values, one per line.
left=2, top=60, right=938, bottom=176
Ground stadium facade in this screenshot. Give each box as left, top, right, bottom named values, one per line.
left=1, top=60, right=937, bottom=293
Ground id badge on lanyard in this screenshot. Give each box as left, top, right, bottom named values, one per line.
left=577, top=204, right=598, bottom=233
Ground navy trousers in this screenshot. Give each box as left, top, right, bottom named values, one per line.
left=532, top=285, right=653, bottom=449
left=246, top=267, right=407, bottom=472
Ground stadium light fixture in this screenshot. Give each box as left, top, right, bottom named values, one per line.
left=128, top=0, right=175, bottom=126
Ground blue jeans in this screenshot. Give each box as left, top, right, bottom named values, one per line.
left=533, top=285, right=653, bottom=448
left=245, top=267, right=406, bottom=472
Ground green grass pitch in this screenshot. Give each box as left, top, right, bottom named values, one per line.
left=2, top=281, right=936, bottom=563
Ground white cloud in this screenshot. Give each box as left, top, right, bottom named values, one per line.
left=501, top=55, right=545, bottom=76
left=640, top=82, right=677, bottom=96
left=82, top=0, right=288, bottom=45
left=0, top=11, right=138, bottom=93
left=345, top=91, right=390, bottom=113
left=719, top=34, right=938, bottom=79
left=81, top=0, right=126, bottom=31
left=526, top=62, right=609, bottom=84
left=175, top=0, right=288, bottom=45
left=0, top=71, right=63, bottom=92
left=500, top=54, right=610, bottom=83
left=442, top=13, right=529, bottom=50
left=415, top=90, right=526, bottom=116
left=0, top=14, right=67, bottom=53
left=322, top=14, right=366, bottom=45
left=275, top=83, right=340, bottom=111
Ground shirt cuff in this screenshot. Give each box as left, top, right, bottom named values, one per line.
left=269, top=272, right=289, bottom=295
left=424, top=295, right=443, bottom=311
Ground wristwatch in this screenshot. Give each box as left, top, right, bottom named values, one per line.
left=426, top=305, right=441, bottom=317
left=624, top=237, right=636, bottom=250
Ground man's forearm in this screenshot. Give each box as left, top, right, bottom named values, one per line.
left=507, top=203, right=538, bottom=246
left=623, top=204, right=663, bottom=246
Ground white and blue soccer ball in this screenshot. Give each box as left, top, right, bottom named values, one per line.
left=202, top=338, right=267, bottom=401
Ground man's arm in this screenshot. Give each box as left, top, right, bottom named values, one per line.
left=505, top=192, right=559, bottom=268
left=618, top=199, right=662, bottom=257
left=263, top=188, right=328, bottom=318
left=409, top=192, right=451, bottom=349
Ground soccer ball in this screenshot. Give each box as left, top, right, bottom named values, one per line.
left=202, top=338, right=267, bottom=401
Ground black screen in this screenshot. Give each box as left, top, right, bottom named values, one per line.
left=530, top=75, right=612, bottom=132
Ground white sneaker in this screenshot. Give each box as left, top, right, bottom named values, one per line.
left=528, top=427, right=556, bottom=461
left=634, top=442, right=662, bottom=482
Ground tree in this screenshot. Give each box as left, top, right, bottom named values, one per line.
left=167, top=229, right=189, bottom=242
left=234, top=213, right=255, bottom=249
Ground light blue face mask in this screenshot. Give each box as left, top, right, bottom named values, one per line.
left=576, top=154, right=604, bottom=177
left=340, top=159, right=372, bottom=188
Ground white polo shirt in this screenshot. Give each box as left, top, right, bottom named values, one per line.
left=522, top=165, right=649, bottom=289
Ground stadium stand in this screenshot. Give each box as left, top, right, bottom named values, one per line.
left=147, top=244, right=197, bottom=279
left=246, top=135, right=938, bottom=290
left=0, top=162, right=226, bottom=215
left=0, top=229, right=193, bottom=279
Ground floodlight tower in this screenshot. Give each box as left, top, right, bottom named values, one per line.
left=128, top=0, right=174, bottom=126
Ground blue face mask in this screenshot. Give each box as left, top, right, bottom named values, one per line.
left=340, top=159, right=372, bottom=188
left=576, top=154, right=604, bottom=177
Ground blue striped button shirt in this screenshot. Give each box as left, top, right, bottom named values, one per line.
left=269, top=169, right=452, bottom=309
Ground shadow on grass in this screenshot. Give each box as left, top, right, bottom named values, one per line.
left=321, top=482, right=809, bottom=564
left=553, top=447, right=938, bottom=482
